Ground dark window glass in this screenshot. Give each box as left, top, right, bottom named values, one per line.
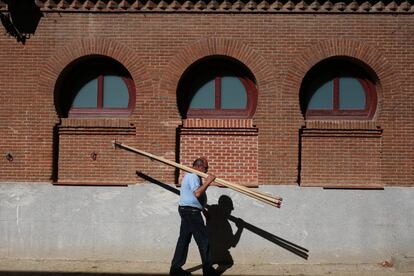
left=189, top=79, right=215, bottom=109
left=308, top=80, right=333, bottom=110
left=221, top=76, right=247, bottom=109
left=72, top=78, right=98, bottom=108
left=339, top=77, right=365, bottom=110
left=103, top=75, right=129, bottom=108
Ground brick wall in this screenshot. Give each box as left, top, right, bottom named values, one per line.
left=300, top=121, right=383, bottom=187
left=0, top=4, right=413, bottom=186
left=56, top=118, right=137, bottom=185
left=179, top=119, right=258, bottom=186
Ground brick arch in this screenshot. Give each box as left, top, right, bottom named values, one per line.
left=284, top=39, right=399, bottom=122
left=38, top=37, right=151, bottom=118
left=159, top=37, right=276, bottom=119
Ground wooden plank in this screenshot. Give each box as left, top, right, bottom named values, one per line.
left=112, top=141, right=282, bottom=208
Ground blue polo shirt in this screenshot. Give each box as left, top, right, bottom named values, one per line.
left=179, top=173, right=204, bottom=210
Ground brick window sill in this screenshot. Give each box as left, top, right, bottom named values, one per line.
left=300, top=128, right=382, bottom=138
left=59, top=118, right=135, bottom=135
left=182, top=118, right=254, bottom=128
left=304, top=120, right=381, bottom=131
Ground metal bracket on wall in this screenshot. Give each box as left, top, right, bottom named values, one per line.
left=5, top=152, right=13, bottom=162
left=0, top=0, right=42, bottom=44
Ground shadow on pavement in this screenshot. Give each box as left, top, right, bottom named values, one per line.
left=0, top=273, right=168, bottom=276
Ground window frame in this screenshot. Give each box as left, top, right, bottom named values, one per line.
left=68, top=73, right=135, bottom=118
left=59, top=55, right=136, bottom=118
left=184, top=62, right=257, bottom=119
left=302, top=63, right=377, bottom=120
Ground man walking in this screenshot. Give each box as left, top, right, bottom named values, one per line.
left=170, top=158, right=219, bottom=276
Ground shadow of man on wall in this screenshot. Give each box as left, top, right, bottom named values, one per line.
left=206, top=195, right=243, bottom=274
left=136, top=171, right=309, bottom=272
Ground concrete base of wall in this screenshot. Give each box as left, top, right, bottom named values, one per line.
left=0, top=182, right=413, bottom=265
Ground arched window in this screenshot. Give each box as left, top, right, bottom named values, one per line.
left=300, top=58, right=377, bottom=120
left=177, top=57, right=257, bottom=118
left=56, top=55, right=135, bottom=118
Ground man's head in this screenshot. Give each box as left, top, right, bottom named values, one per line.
left=193, top=157, right=208, bottom=173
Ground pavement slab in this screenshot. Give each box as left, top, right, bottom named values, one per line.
left=0, top=259, right=410, bottom=276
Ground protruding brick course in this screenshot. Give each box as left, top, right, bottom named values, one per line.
left=6, top=0, right=414, bottom=14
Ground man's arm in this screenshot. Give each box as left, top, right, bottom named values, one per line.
left=194, top=174, right=216, bottom=198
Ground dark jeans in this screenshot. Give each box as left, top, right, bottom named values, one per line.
left=171, top=206, right=212, bottom=272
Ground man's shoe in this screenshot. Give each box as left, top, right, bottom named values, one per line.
left=203, top=266, right=220, bottom=276
left=169, top=267, right=192, bottom=276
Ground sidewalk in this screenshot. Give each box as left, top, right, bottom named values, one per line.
left=0, top=259, right=410, bottom=276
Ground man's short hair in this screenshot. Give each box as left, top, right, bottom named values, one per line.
left=193, top=158, right=205, bottom=168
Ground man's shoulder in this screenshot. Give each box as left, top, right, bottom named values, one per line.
left=183, top=173, right=200, bottom=184
left=184, top=172, right=198, bottom=179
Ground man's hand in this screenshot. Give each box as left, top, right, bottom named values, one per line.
left=206, top=174, right=216, bottom=185
left=194, top=174, right=216, bottom=198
